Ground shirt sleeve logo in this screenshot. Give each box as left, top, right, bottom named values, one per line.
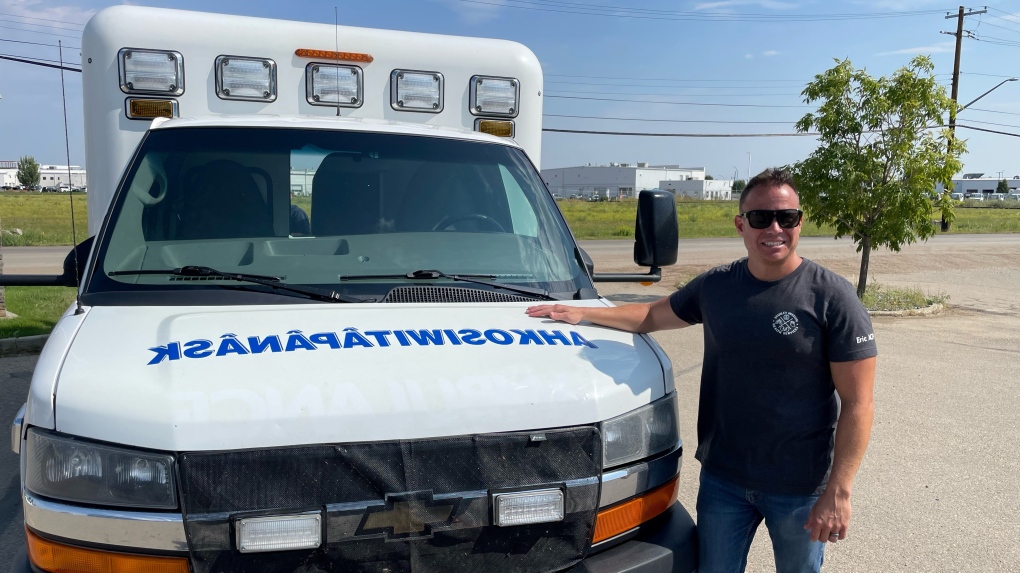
left=772, top=312, right=800, bottom=336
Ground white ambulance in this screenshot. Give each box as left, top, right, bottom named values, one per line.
left=5, top=6, right=696, bottom=572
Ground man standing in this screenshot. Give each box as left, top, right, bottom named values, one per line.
left=526, top=169, right=877, bottom=573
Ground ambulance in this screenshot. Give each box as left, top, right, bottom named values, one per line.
left=4, top=6, right=696, bottom=572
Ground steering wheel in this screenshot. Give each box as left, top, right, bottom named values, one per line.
left=432, top=213, right=506, bottom=233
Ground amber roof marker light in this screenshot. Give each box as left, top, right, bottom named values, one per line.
left=295, top=49, right=373, bottom=63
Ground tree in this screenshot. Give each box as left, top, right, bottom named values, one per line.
left=997, top=179, right=1009, bottom=194
left=705, top=175, right=714, bottom=180
left=17, top=156, right=40, bottom=188
left=792, top=56, right=963, bottom=298
left=732, top=179, right=747, bottom=192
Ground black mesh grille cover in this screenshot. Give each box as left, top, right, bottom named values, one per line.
left=178, top=428, right=601, bottom=573
left=383, top=286, right=535, bottom=304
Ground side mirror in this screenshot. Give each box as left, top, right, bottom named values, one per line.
left=62, top=236, right=94, bottom=284
left=0, top=236, right=93, bottom=287
left=634, top=190, right=678, bottom=267
left=577, top=247, right=595, bottom=277
left=590, top=191, right=679, bottom=283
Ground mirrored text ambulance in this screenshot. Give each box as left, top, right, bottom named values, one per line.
left=5, top=6, right=696, bottom=572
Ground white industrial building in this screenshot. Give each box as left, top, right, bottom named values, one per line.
left=936, top=173, right=1020, bottom=195
left=542, top=163, right=710, bottom=200
left=0, top=161, right=87, bottom=189
left=660, top=179, right=733, bottom=200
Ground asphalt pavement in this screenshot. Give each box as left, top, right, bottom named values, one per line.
left=1, top=235, right=1018, bottom=571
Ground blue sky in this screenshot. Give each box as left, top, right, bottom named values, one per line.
left=1, top=0, right=1019, bottom=179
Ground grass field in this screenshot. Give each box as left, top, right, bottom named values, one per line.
left=0, top=286, right=77, bottom=338
left=0, top=192, right=88, bottom=246
left=1, top=192, right=1018, bottom=246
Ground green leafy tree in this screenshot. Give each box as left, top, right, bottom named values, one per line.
left=996, top=179, right=1009, bottom=194
left=705, top=175, right=714, bottom=180
left=17, top=156, right=40, bottom=188
left=793, top=56, right=964, bottom=298
left=732, top=179, right=747, bottom=192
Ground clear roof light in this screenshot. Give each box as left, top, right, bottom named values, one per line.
left=470, top=75, right=519, bottom=117
left=391, top=70, right=443, bottom=113
left=119, top=49, right=184, bottom=96
left=216, top=56, right=276, bottom=102
left=307, top=63, right=362, bottom=107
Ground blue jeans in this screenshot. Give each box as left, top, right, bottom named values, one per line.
left=696, top=469, right=825, bottom=573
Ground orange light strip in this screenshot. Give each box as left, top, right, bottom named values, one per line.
left=26, top=529, right=190, bottom=573
left=295, top=49, right=373, bottom=63
left=592, top=476, right=679, bottom=543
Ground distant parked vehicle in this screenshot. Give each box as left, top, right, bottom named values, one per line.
left=990, top=193, right=1006, bottom=201
left=1008, top=192, right=1020, bottom=201
left=968, top=193, right=985, bottom=202
left=949, top=192, right=964, bottom=201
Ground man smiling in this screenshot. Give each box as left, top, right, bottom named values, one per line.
left=527, top=168, right=877, bottom=573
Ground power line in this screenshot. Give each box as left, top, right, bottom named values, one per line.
left=543, top=128, right=818, bottom=137
left=0, top=11, right=85, bottom=27
left=548, top=88, right=803, bottom=98
left=458, top=0, right=952, bottom=22
left=0, top=36, right=78, bottom=49
left=0, top=53, right=81, bottom=71
left=546, top=73, right=809, bottom=83
left=0, top=51, right=79, bottom=66
left=961, top=118, right=1020, bottom=130
left=546, top=94, right=810, bottom=108
left=955, top=123, right=1020, bottom=137
left=0, top=17, right=84, bottom=33
left=544, top=113, right=797, bottom=124
left=0, top=23, right=80, bottom=39
left=967, top=107, right=1020, bottom=117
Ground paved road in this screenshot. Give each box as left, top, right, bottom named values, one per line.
left=0, top=246, right=69, bottom=275
left=1, top=235, right=1018, bottom=571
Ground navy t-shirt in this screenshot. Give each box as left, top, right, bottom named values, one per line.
left=670, top=258, right=877, bottom=495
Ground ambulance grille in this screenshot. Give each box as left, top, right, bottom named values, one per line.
left=383, top=285, right=535, bottom=303
left=178, top=428, right=601, bottom=573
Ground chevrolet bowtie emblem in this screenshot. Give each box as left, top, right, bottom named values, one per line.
left=359, top=491, right=461, bottom=540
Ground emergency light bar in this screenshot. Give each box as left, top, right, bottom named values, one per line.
left=307, top=63, right=363, bottom=107
left=391, top=70, right=443, bottom=113
left=295, top=49, right=373, bottom=63
left=215, top=56, right=277, bottom=102
left=470, top=75, right=519, bottom=117
left=119, top=48, right=184, bottom=95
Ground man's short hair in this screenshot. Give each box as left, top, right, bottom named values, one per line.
left=739, top=168, right=798, bottom=210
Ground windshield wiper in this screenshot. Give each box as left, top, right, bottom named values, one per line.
left=339, top=269, right=557, bottom=301
left=109, top=265, right=361, bottom=303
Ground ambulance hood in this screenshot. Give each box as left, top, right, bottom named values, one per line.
left=53, top=303, right=668, bottom=451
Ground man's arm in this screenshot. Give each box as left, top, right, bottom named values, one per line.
left=525, top=296, right=691, bottom=333
left=804, top=356, right=877, bottom=542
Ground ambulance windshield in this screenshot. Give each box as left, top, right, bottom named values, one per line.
left=91, top=127, right=589, bottom=302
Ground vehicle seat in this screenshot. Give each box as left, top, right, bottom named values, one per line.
left=177, top=160, right=274, bottom=239
left=311, top=153, right=382, bottom=235
left=396, top=162, right=490, bottom=232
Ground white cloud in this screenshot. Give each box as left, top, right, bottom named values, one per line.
left=433, top=0, right=507, bottom=24
left=0, top=0, right=95, bottom=26
left=693, top=0, right=797, bottom=11
left=876, top=41, right=955, bottom=56
left=762, top=50, right=780, bottom=56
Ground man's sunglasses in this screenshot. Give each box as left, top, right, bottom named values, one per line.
left=739, top=209, right=803, bottom=229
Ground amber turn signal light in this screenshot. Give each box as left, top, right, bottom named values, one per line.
left=592, top=476, right=679, bottom=543
left=27, top=529, right=190, bottom=573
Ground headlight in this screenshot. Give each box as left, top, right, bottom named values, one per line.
left=601, top=393, right=679, bottom=469
left=25, top=429, right=177, bottom=509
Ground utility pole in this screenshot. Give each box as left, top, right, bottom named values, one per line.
left=943, top=5, right=987, bottom=146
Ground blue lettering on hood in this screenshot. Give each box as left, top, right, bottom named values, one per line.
left=146, top=327, right=598, bottom=365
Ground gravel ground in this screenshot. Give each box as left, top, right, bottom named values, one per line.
left=594, top=234, right=1020, bottom=572
left=1, top=235, right=1017, bottom=572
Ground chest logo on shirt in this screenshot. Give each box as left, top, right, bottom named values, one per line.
left=772, top=312, right=799, bottom=335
